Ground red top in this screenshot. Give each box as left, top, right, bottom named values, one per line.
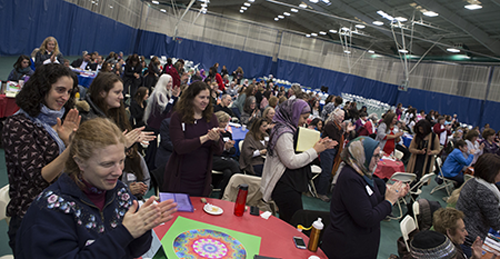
left=383, top=127, right=396, bottom=155
left=167, top=66, right=181, bottom=88
left=215, top=73, right=225, bottom=91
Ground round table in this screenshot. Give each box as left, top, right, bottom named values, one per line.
left=154, top=197, right=327, bottom=258
left=0, top=94, right=19, bottom=118
left=373, top=158, right=405, bottom=179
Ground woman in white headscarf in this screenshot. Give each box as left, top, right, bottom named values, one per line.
left=143, top=74, right=180, bottom=169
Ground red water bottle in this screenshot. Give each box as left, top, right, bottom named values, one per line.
left=234, top=184, right=249, bottom=216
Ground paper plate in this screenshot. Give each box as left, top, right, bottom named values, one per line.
left=204, top=204, right=223, bottom=216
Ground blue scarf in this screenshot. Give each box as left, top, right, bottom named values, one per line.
left=17, top=105, right=66, bottom=154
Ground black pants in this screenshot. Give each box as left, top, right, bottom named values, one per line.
left=271, top=181, right=303, bottom=225
left=396, top=144, right=411, bottom=165
left=8, top=215, right=22, bottom=255
left=212, top=156, right=240, bottom=196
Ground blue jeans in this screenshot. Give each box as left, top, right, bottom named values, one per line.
left=316, top=148, right=337, bottom=195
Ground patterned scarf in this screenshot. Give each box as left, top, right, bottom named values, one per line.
left=18, top=105, right=66, bottom=154
left=343, top=136, right=380, bottom=186
left=268, top=99, right=310, bottom=156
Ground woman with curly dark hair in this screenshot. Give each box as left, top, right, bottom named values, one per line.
left=2, top=64, right=80, bottom=253
left=161, top=81, right=224, bottom=196
left=7, top=55, right=34, bottom=81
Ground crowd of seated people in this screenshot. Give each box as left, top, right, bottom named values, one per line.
left=7, top=42, right=500, bottom=258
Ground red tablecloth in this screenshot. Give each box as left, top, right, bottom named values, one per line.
left=154, top=197, right=327, bottom=258
left=0, top=94, right=19, bottom=118
left=373, top=158, right=405, bottom=179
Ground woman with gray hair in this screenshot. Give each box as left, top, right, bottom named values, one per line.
left=240, top=96, right=261, bottom=127
left=288, top=83, right=302, bottom=100
left=316, top=108, right=355, bottom=202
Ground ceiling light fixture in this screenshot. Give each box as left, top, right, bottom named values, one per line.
left=377, top=10, right=394, bottom=21
left=291, top=8, right=298, bottom=12
left=329, top=29, right=337, bottom=33
left=395, top=17, right=407, bottom=22
left=299, top=3, right=307, bottom=8
left=283, top=12, right=291, bottom=16
left=152, top=0, right=159, bottom=4
left=274, top=17, right=279, bottom=21
left=464, top=4, right=482, bottom=10
left=244, top=2, right=251, bottom=7
left=201, top=3, right=207, bottom=7
left=109, top=5, right=113, bottom=8
left=306, top=34, right=311, bottom=37
left=355, top=24, right=365, bottom=29
left=446, top=48, right=460, bottom=53
left=310, top=0, right=319, bottom=3
left=278, top=15, right=285, bottom=19
left=344, top=50, right=351, bottom=54
left=398, top=49, right=409, bottom=54
left=372, top=21, right=384, bottom=26
left=240, top=9, right=244, bottom=13
left=319, top=31, right=327, bottom=35
left=241, top=6, right=247, bottom=10
left=368, top=50, right=375, bottom=53
left=341, top=27, right=350, bottom=31
left=160, top=9, right=166, bottom=12
left=311, top=33, right=318, bottom=36
left=423, top=11, right=439, bottom=17
left=248, top=0, right=255, bottom=2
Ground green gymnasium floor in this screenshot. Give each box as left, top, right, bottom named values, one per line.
left=0, top=55, right=449, bottom=258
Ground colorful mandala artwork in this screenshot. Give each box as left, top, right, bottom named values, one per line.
left=173, top=229, right=247, bottom=259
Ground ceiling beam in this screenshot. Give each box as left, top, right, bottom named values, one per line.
left=414, top=0, right=500, bottom=55
left=207, top=0, right=248, bottom=7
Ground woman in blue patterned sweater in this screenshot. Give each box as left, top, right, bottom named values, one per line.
left=16, top=118, right=177, bottom=259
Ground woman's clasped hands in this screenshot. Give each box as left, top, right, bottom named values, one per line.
left=122, top=196, right=177, bottom=239
left=123, top=126, right=156, bottom=148
left=313, top=137, right=339, bottom=154
left=385, top=181, right=409, bottom=205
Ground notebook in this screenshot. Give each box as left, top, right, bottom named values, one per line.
left=159, top=192, right=194, bottom=212
left=295, top=127, right=321, bottom=152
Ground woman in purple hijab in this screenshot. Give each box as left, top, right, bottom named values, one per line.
left=260, top=99, right=337, bottom=223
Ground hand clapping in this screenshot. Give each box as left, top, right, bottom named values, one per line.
left=122, top=196, right=177, bottom=239
left=56, top=109, right=81, bottom=145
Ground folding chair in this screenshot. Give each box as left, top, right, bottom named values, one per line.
left=389, top=172, right=417, bottom=220
left=430, top=157, right=456, bottom=201
left=0, top=185, right=10, bottom=225
left=412, top=201, right=420, bottom=230
left=409, top=173, right=436, bottom=202
left=211, top=170, right=224, bottom=192
left=400, top=215, right=417, bottom=251
left=308, top=165, right=322, bottom=198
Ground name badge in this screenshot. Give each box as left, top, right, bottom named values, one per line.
left=365, top=185, right=374, bottom=196
left=223, top=137, right=230, bottom=142
left=181, top=123, right=185, bottom=132
left=264, top=136, right=269, bottom=142
left=127, top=173, right=137, bottom=182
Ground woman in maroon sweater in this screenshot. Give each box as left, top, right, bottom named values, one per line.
left=161, top=81, right=224, bottom=196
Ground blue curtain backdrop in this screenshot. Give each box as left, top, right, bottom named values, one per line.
left=0, top=0, right=495, bottom=129
left=0, top=0, right=136, bottom=57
